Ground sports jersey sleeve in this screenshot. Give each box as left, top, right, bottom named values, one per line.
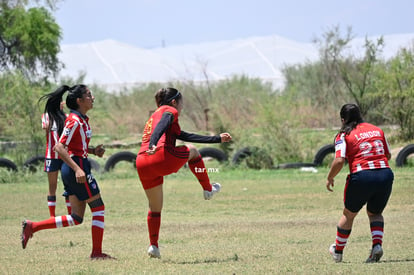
left=59, top=119, right=79, bottom=146
left=149, top=112, right=174, bottom=148
left=178, top=131, right=221, bottom=143
left=41, top=113, right=48, bottom=130
left=334, top=133, right=346, bottom=158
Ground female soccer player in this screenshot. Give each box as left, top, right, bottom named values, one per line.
left=326, top=103, right=394, bottom=263
left=136, top=87, right=232, bottom=258
left=21, top=85, right=114, bottom=260
left=39, top=98, right=71, bottom=217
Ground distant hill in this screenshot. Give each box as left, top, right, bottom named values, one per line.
left=58, top=33, right=414, bottom=92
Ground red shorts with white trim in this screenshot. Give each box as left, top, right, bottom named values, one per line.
left=136, top=146, right=189, bottom=190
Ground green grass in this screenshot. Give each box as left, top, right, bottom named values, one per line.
left=1, top=165, right=414, bottom=274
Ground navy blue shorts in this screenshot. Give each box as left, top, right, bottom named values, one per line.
left=44, top=158, right=63, bottom=172
left=61, top=156, right=100, bottom=201
left=344, top=168, right=394, bottom=213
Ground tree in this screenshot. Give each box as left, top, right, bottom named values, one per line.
left=0, top=72, right=47, bottom=156
left=313, top=25, right=385, bottom=121
left=0, top=2, right=62, bottom=81
left=380, top=47, right=414, bottom=140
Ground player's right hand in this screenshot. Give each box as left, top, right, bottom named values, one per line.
left=220, top=133, right=232, bottom=142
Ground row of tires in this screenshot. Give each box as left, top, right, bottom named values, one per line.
left=1, top=143, right=413, bottom=172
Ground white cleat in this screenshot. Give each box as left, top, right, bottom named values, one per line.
left=366, top=244, right=383, bottom=263
left=329, top=243, right=343, bottom=263
left=147, top=245, right=161, bottom=259
left=204, top=183, right=221, bottom=200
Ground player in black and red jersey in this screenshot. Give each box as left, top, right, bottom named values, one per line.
left=326, top=103, right=394, bottom=263
left=22, top=85, right=114, bottom=260
left=136, top=87, right=232, bottom=258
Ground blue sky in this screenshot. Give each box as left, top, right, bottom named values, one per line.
left=54, top=0, right=413, bottom=48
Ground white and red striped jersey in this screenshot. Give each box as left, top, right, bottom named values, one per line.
left=335, top=122, right=390, bottom=173
left=42, top=113, right=59, bottom=159
left=59, top=111, right=92, bottom=158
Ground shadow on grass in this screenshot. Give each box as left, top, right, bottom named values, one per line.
left=338, top=258, right=414, bottom=264
left=165, top=253, right=240, bottom=265
left=381, top=258, right=414, bottom=263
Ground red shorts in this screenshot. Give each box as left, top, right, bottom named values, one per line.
left=136, top=146, right=189, bottom=190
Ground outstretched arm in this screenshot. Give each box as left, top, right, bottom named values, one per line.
left=178, top=131, right=232, bottom=143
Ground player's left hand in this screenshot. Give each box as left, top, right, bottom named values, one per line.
left=94, top=144, right=105, bottom=158
left=220, top=133, right=232, bottom=142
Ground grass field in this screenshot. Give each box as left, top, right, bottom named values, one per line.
left=1, top=164, right=413, bottom=274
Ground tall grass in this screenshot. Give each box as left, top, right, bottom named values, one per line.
left=1, top=165, right=413, bottom=274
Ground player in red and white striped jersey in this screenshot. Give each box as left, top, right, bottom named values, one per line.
left=326, top=103, right=394, bottom=263
left=22, top=85, right=114, bottom=260
left=40, top=101, right=71, bottom=217
left=42, top=112, right=60, bottom=159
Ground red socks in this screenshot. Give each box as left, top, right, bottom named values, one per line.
left=47, top=195, right=72, bottom=216
left=188, top=155, right=212, bottom=191
left=91, top=205, right=105, bottom=255
left=65, top=196, right=72, bottom=215
left=30, top=204, right=105, bottom=256
left=335, top=227, right=351, bottom=253
left=32, top=215, right=80, bottom=233
left=370, top=221, right=384, bottom=247
left=147, top=211, right=161, bottom=247
left=47, top=196, right=56, bottom=217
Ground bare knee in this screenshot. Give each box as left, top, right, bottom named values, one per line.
left=187, top=144, right=199, bottom=160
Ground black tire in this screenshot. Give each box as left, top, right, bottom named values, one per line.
left=104, top=151, right=136, bottom=172
left=23, top=155, right=45, bottom=172
left=313, top=144, right=335, bottom=166
left=232, top=147, right=253, bottom=165
left=0, top=157, right=18, bottom=172
left=199, top=147, right=228, bottom=163
left=232, top=147, right=274, bottom=169
left=396, top=144, right=414, bottom=167
left=277, top=162, right=316, bottom=169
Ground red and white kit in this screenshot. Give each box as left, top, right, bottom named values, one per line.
left=42, top=113, right=60, bottom=159
left=59, top=111, right=92, bottom=158
left=335, top=122, right=391, bottom=173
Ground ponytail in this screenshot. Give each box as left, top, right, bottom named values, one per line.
left=39, top=85, right=70, bottom=136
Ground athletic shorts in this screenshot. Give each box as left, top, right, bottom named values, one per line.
left=44, top=158, right=63, bottom=172
left=136, top=146, right=189, bottom=190
left=344, top=168, right=394, bottom=213
left=61, top=156, right=100, bottom=201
